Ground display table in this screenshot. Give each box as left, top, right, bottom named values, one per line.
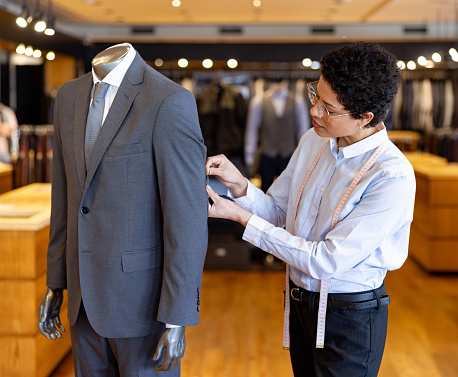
left=0, top=162, right=13, bottom=195
left=388, top=130, right=421, bottom=152
left=404, top=153, right=458, bottom=272
left=0, top=183, right=71, bottom=377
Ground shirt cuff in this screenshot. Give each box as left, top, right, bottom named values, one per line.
left=229, top=178, right=257, bottom=207
left=166, top=324, right=180, bottom=328
left=242, top=214, right=269, bottom=248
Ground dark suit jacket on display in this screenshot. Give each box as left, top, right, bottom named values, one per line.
left=46, top=53, right=208, bottom=339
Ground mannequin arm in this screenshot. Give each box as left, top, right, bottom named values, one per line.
left=38, top=287, right=65, bottom=340
left=153, top=326, right=186, bottom=371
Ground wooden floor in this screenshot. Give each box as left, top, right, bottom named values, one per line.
left=49, top=257, right=458, bottom=377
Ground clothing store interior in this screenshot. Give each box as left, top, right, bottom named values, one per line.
left=0, top=0, right=458, bottom=376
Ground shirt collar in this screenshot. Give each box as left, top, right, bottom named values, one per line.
left=331, top=122, right=388, bottom=159
left=92, top=43, right=137, bottom=87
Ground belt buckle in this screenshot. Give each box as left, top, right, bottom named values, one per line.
left=291, top=288, right=302, bottom=301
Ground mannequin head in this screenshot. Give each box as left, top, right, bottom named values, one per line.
left=91, top=45, right=130, bottom=80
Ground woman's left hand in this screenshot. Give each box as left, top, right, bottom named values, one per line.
left=206, top=185, right=253, bottom=227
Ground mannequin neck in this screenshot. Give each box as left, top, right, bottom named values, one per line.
left=92, top=45, right=130, bottom=80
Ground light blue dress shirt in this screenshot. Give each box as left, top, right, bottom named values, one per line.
left=235, top=124, right=416, bottom=293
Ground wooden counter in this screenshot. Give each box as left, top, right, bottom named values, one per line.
left=404, top=153, right=458, bottom=272
left=0, top=162, right=13, bottom=195
left=0, top=183, right=71, bottom=377
left=388, top=130, right=421, bottom=152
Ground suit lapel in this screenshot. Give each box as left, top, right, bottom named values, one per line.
left=83, top=54, right=146, bottom=193
left=74, top=74, right=93, bottom=191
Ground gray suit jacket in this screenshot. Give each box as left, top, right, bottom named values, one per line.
left=46, top=53, right=208, bottom=338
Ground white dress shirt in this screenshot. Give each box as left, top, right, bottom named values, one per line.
left=91, top=42, right=137, bottom=123
left=235, top=124, right=416, bottom=293
left=244, top=88, right=310, bottom=167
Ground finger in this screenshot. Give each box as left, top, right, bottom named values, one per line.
left=153, top=343, right=163, bottom=361
left=206, top=185, right=219, bottom=201
left=38, top=322, right=51, bottom=339
left=155, top=354, right=171, bottom=371
left=55, top=316, right=65, bottom=332
left=169, top=357, right=181, bottom=371
left=43, top=319, right=56, bottom=339
left=49, top=320, right=62, bottom=339
left=206, top=154, right=225, bottom=167
left=207, top=166, right=227, bottom=178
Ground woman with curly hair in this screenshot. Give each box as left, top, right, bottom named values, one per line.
left=206, top=42, right=415, bottom=377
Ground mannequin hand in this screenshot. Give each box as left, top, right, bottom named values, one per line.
left=206, top=154, right=248, bottom=198
left=153, top=326, right=186, bottom=371
left=206, top=185, right=253, bottom=227
left=38, top=287, right=65, bottom=340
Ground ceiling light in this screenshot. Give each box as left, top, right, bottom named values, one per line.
left=449, top=48, right=457, bottom=56
left=25, top=46, right=34, bottom=56
left=34, top=18, right=46, bottom=32
left=154, top=58, right=164, bottom=67
left=44, top=1, right=55, bottom=36
left=253, top=0, right=262, bottom=7
left=202, top=59, right=213, bottom=69
left=33, top=49, right=42, bottom=58
left=16, top=2, right=32, bottom=28
left=16, top=8, right=31, bottom=27
left=452, top=54, right=458, bottom=62
left=33, top=0, right=46, bottom=32
left=172, top=0, right=181, bottom=7
left=16, top=44, right=26, bottom=54
left=407, top=61, right=416, bottom=70
left=417, top=56, right=427, bottom=66
left=311, top=61, right=321, bottom=70
left=396, top=60, right=406, bottom=70
left=46, top=51, right=55, bottom=60
left=425, top=60, right=435, bottom=68
left=432, top=52, right=441, bottom=62
left=44, top=26, right=55, bottom=35
left=302, top=58, right=312, bottom=67
left=227, top=59, right=238, bottom=69
left=44, top=16, right=55, bottom=35
left=178, top=58, right=188, bottom=68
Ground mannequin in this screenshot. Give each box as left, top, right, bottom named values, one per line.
left=37, top=43, right=199, bottom=375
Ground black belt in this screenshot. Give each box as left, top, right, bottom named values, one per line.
left=290, top=281, right=390, bottom=311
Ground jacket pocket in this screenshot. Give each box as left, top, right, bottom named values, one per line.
left=121, top=248, right=161, bottom=272
left=108, top=143, right=143, bottom=157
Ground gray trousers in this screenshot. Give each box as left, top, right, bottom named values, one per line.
left=70, top=304, right=180, bottom=377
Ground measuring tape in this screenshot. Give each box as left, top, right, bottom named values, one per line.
left=283, top=139, right=388, bottom=349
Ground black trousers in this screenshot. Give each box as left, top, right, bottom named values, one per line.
left=70, top=303, right=180, bottom=377
left=289, top=283, right=388, bottom=377
left=259, top=154, right=291, bottom=193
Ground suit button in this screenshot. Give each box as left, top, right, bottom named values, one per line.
left=81, top=207, right=89, bottom=214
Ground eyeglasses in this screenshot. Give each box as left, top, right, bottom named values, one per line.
left=307, top=81, right=355, bottom=123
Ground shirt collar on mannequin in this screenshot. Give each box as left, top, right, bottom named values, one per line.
left=91, top=43, right=137, bottom=88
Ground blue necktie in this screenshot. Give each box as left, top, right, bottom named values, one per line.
left=85, top=82, right=109, bottom=172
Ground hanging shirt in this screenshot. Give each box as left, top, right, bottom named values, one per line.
left=245, top=87, right=310, bottom=167
left=234, top=124, right=416, bottom=293
left=91, top=42, right=137, bottom=124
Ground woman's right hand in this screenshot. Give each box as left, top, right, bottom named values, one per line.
left=205, top=154, right=248, bottom=198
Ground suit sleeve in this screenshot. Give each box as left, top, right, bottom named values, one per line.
left=153, top=88, right=208, bottom=326
left=46, top=91, right=68, bottom=289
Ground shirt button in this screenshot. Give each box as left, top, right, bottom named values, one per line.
left=81, top=207, right=89, bottom=214
left=320, top=187, right=324, bottom=192
left=311, top=212, right=315, bottom=217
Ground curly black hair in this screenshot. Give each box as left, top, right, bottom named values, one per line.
left=320, top=42, right=402, bottom=127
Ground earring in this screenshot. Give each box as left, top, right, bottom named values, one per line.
left=359, top=124, right=363, bottom=130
